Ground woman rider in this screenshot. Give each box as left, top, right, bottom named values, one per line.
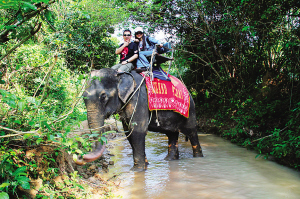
left=134, top=27, right=170, bottom=71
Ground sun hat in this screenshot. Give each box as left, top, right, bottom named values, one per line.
left=134, top=27, right=144, bottom=33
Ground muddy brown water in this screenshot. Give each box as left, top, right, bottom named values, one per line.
left=102, top=132, right=300, bottom=199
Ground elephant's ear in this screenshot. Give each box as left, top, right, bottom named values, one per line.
left=117, top=73, right=135, bottom=103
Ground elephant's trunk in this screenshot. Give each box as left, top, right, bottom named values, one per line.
left=74, top=107, right=106, bottom=165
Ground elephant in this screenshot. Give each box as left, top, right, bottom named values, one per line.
left=75, top=68, right=203, bottom=170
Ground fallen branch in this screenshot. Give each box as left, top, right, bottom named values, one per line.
left=0, top=125, right=40, bottom=138
left=251, top=126, right=289, bottom=143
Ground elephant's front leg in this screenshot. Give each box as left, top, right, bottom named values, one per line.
left=126, top=130, right=147, bottom=171
left=165, top=132, right=179, bottom=160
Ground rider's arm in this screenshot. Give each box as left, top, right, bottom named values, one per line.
left=116, top=41, right=130, bottom=54
left=115, top=43, right=125, bottom=54
left=127, top=54, right=138, bottom=62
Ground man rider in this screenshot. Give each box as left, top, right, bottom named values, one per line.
left=111, top=29, right=139, bottom=72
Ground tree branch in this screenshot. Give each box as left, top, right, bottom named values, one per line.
left=0, top=126, right=39, bottom=138
left=0, top=0, right=56, bottom=43
left=0, top=22, right=42, bottom=62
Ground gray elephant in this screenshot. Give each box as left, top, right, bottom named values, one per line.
left=75, top=68, right=203, bottom=170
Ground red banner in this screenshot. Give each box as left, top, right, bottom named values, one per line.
left=141, top=73, right=190, bottom=118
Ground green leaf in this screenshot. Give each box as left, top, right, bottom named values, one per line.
left=41, top=0, right=50, bottom=3
left=100, top=136, right=107, bottom=144
left=88, top=134, right=99, bottom=138
left=18, top=100, right=26, bottom=112
left=4, top=25, right=17, bottom=30
left=49, top=134, right=55, bottom=141
left=242, top=26, right=250, bottom=32
left=102, top=130, right=116, bottom=136
left=17, top=177, right=30, bottom=189
left=36, top=138, right=43, bottom=145
left=44, top=10, right=54, bottom=22
left=23, top=133, right=33, bottom=140
left=14, top=120, right=21, bottom=125
left=75, top=137, right=85, bottom=143
left=0, top=182, right=10, bottom=188
left=78, top=74, right=85, bottom=80
left=205, top=90, right=210, bottom=98
left=21, top=1, right=37, bottom=10
left=13, top=166, right=27, bottom=176
left=0, top=192, right=9, bottom=199
left=16, top=176, right=30, bottom=183
left=0, top=89, right=9, bottom=97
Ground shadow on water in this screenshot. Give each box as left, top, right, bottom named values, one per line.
left=104, top=132, right=300, bottom=199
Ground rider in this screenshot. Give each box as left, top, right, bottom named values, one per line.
left=134, top=27, right=171, bottom=72
left=111, top=29, right=139, bottom=72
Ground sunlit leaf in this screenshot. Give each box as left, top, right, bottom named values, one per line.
left=0, top=192, right=9, bottom=199
left=21, top=1, right=37, bottom=10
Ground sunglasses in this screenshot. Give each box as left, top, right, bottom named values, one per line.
left=135, top=31, right=143, bottom=35
left=123, top=34, right=131, bottom=36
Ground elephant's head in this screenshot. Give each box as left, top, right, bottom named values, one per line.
left=75, top=68, right=135, bottom=165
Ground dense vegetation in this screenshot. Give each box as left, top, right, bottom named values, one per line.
left=129, top=0, right=300, bottom=169
left=0, top=0, right=299, bottom=198
left=0, top=0, right=127, bottom=198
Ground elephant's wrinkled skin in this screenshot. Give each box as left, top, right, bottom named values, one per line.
left=76, top=68, right=203, bottom=170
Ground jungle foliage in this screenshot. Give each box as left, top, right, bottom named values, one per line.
left=0, top=0, right=127, bottom=198
left=129, top=0, right=300, bottom=169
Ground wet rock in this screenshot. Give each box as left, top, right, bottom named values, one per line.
left=19, top=186, right=38, bottom=199
left=108, top=161, right=114, bottom=165
left=82, top=173, right=88, bottom=179
left=86, top=171, right=92, bottom=176
left=88, top=176, right=97, bottom=183
left=102, top=162, right=109, bottom=169
left=30, top=178, right=43, bottom=190
left=88, top=165, right=97, bottom=170
left=53, top=176, right=64, bottom=189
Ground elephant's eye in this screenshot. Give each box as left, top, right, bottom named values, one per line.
left=99, top=93, right=107, bottom=102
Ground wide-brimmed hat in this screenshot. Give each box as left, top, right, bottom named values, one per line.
left=134, top=27, right=144, bottom=34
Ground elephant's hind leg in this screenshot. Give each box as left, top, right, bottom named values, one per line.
left=165, top=132, right=179, bottom=160
left=185, top=128, right=203, bottom=157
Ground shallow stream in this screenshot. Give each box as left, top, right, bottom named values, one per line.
left=104, top=132, right=300, bottom=199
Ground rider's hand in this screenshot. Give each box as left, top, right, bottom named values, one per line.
left=159, top=44, right=163, bottom=47
left=134, top=39, right=139, bottom=42
left=121, top=61, right=128, bottom=65
left=123, top=41, right=130, bottom=47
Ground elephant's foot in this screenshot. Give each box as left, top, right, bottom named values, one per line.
left=130, top=165, right=147, bottom=172
left=131, top=162, right=147, bottom=172
left=166, top=143, right=179, bottom=160
left=193, top=152, right=204, bottom=157
left=132, top=157, right=147, bottom=171
left=164, top=155, right=179, bottom=161
left=164, top=150, right=179, bottom=160
left=192, top=145, right=204, bottom=157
